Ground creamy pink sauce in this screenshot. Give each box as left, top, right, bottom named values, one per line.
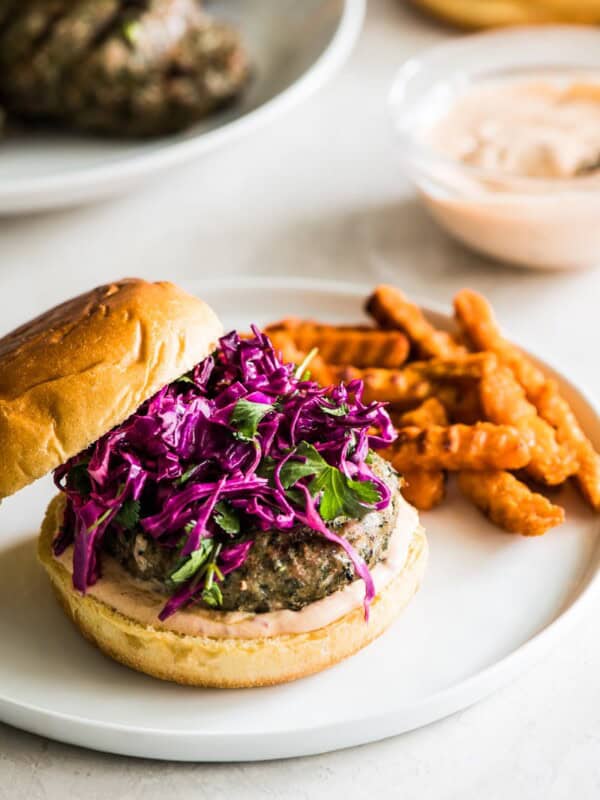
left=429, top=77, right=600, bottom=179
left=55, top=497, right=419, bottom=639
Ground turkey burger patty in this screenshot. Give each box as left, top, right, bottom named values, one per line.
left=104, top=455, right=402, bottom=613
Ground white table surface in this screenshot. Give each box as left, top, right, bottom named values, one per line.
left=0, top=1, right=599, bottom=796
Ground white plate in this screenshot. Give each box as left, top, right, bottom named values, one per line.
left=0, top=0, right=365, bottom=215
left=0, top=278, right=598, bottom=762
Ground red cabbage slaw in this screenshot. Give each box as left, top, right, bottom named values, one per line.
left=53, top=326, right=397, bottom=620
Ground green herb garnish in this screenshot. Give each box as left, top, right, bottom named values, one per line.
left=320, top=402, right=349, bottom=417
left=115, top=499, right=141, bottom=530
left=169, top=538, right=214, bottom=586
left=230, top=398, right=273, bottom=441
left=169, top=539, right=225, bottom=608
left=176, top=464, right=202, bottom=486
left=176, top=375, right=196, bottom=386
left=281, top=442, right=381, bottom=521
left=294, top=347, right=319, bottom=381
left=214, top=501, right=240, bottom=534
left=68, top=462, right=91, bottom=496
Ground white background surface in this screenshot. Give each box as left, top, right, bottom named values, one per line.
left=0, top=0, right=598, bottom=796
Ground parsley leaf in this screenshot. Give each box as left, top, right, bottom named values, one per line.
left=115, top=499, right=141, bottom=530
left=230, top=398, right=273, bottom=441
left=169, top=538, right=213, bottom=585
left=214, top=501, right=240, bottom=535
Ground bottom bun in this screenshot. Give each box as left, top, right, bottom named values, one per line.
left=38, top=494, right=428, bottom=688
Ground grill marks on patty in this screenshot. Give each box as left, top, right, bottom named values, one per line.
left=103, top=456, right=405, bottom=614
left=0, top=0, right=249, bottom=136
left=0, top=0, right=70, bottom=71
left=0, top=0, right=122, bottom=116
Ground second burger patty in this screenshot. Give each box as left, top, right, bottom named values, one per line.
left=104, top=455, right=403, bottom=613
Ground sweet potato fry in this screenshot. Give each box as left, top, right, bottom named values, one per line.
left=535, top=380, right=600, bottom=510
left=454, top=289, right=546, bottom=398
left=265, top=320, right=410, bottom=369
left=267, top=330, right=306, bottom=363
left=399, top=397, right=448, bottom=428
left=329, top=356, right=492, bottom=406
left=455, top=290, right=599, bottom=501
left=435, top=383, right=483, bottom=424
left=458, top=470, right=565, bottom=536
left=414, top=353, right=496, bottom=381
left=479, top=367, right=577, bottom=485
left=401, top=470, right=447, bottom=511
left=366, top=285, right=466, bottom=359
left=384, top=423, right=531, bottom=472
left=397, top=398, right=448, bottom=510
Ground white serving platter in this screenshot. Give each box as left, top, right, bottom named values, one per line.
left=0, top=0, right=365, bottom=214
left=0, top=278, right=598, bottom=761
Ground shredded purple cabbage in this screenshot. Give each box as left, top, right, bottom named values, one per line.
left=54, top=326, right=396, bottom=619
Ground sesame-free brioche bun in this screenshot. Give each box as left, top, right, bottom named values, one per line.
left=38, top=494, right=428, bottom=688
left=0, top=279, right=222, bottom=500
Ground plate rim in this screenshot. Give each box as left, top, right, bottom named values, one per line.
left=0, top=0, right=366, bottom=205
left=0, top=275, right=598, bottom=760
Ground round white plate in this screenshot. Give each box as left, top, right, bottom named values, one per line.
left=0, top=0, right=365, bottom=215
left=0, top=278, right=598, bottom=761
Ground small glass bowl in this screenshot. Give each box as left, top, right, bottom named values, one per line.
left=388, top=26, right=600, bottom=270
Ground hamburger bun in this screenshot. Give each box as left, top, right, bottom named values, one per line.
left=38, top=494, right=428, bottom=688
left=0, top=279, right=222, bottom=500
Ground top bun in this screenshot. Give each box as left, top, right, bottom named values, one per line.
left=0, top=279, right=223, bottom=500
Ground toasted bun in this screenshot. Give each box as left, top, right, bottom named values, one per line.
left=38, top=494, right=428, bottom=688
left=0, top=279, right=222, bottom=499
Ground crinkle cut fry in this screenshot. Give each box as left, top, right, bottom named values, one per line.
left=454, top=289, right=546, bottom=397
left=458, top=470, right=565, bottom=536
left=455, top=289, right=599, bottom=504
left=399, top=397, right=448, bottom=428
left=535, top=380, right=600, bottom=510
left=264, top=319, right=411, bottom=369
left=398, top=399, right=448, bottom=510
left=320, top=355, right=494, bottom=406
left=479, top=366, right=578, bottom=486
left=384, top=423, right=531, bottom=472
left=366, top=284, right=467, bottom=359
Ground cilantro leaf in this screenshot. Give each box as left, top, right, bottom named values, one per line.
left=202, top=582, right=224, bottom=608
left=68, top=462, right=91, bottom=496
left=280, top=441, right=382, bottom=521
left=115, top=499, right=141, bottom=530
left=230, top=398, right=273, bottom=441
left=176, top=464, right=202, bottom=486
left=214, top=501, right=240, bottom=535
left=169, top=538, right=213, bottom=585
left=279, top=442, right=328, bottom=488
left=320, top=402, right=349, bottom=417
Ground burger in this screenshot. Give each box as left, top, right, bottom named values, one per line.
left=0, top=279, right=427, bottom=688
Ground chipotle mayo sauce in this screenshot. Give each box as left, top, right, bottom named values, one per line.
left=54, top=496, right=419, bottom=640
